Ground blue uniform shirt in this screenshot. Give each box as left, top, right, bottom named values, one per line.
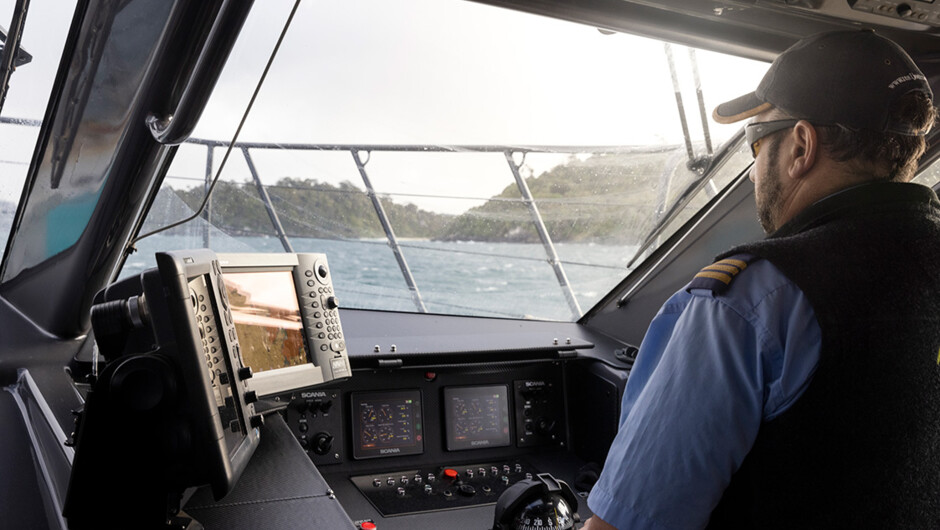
left=587, top=258, right=822, bottom=530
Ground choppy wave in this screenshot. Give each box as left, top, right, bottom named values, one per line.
left=122, top=234, right=633, bottom=320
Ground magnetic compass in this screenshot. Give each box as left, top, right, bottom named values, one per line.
left=492, top=473, right=580, bottom=530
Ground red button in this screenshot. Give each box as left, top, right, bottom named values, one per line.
left=361, top=522, right=377, bottom=530
left=444, top=468, right=458, bottom=480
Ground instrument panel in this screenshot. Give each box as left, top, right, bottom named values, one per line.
left=352, top=390, right=425, bottom=459
left=444, top=385, right=511, bottom=451
left=270, top=361, right=572, bottom=519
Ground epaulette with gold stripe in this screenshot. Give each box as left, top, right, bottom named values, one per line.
left=685, top=254, right=756, bottom=294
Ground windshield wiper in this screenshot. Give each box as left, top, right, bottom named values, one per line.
left=624, top=42, right=748, bottom=269
left=0, top=1, right=34, bottom=117
left=625, top=127, right=746, bottom=269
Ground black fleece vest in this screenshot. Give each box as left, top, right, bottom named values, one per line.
left=707, top=182, right=940, bottom=529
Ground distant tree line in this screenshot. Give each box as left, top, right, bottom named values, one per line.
left=170, top=151, right=696, bottom=244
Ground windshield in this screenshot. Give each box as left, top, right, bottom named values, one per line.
left=120, top=0, right=767, bottom=321
left=0, top=2, right=72, bottom=265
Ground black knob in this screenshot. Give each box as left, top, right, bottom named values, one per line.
left=110, top=357, right=174, bottom=412
left=244, top=390, right=258, bottom=404
left=238, top=366, right=253, bottom=380
left=312, top=432, right=334, bottom=455
left=325, top=296, right=339, bottom=310
left=536, top=417, right=557, bottom=436
left=458, top=484, right=477, bottom=497
left=250, top=414, right=265, bottom=429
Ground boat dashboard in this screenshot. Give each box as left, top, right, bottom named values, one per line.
left=3, top=294, right=631, bottom=530
left=250, top=314, right=623, bottom=529
left=89, top=313, right=629, bottom=529
left=48, top=250, right=633, bottom=529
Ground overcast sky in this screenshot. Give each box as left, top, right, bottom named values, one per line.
left=0, top=0, right=768, bottom=213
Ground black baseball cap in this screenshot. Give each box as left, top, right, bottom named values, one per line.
left=713, top=29, right=933, bottom=136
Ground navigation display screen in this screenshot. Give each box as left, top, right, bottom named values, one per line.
left=351, top=390, right=424, bottom=459
left=222, top=271, right=309, bottom=372
left=444, top=385, right=511, bottom=451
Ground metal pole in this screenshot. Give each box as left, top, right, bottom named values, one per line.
left=504, top=151, right=582, bottom=319
left=242, top=147, right=294, bottom=253
left=351, top=149, right=427, bottom=313
left=203, top=144, right=213, bottom=248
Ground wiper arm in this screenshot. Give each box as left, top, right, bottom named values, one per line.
left=0, top=3, right=34, bottom=118
left=625, top=127, right=746, bottom=269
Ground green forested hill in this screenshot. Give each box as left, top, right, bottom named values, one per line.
left=435, top=151, right=687, bottom=244
left=175, top=178, right=453, bottom=239
left=169, top=149, right=692, bottom=244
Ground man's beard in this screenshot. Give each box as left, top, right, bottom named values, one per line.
left=756, top=143, right=783, bottom=233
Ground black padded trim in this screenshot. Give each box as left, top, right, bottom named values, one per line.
left=0, top=391, right=54, bottom=529
left=185, top=414, right=355, bottom=529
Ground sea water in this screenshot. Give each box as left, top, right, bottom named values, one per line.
left=122, top=234, right=635, bottom=321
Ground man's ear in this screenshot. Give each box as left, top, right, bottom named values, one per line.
left=787, top=120, right=818, bottom=179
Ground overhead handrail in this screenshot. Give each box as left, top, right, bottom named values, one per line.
left=183, top=138, right=666, bottom=154
left=129, top=0, right=301, bottom=246
left=146, top=0, right=256, bottom=145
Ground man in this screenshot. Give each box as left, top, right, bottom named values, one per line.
left=583, top=29, right=940, bottom=529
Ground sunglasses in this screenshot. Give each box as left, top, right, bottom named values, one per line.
left=744, top=119, right=801, bottom=158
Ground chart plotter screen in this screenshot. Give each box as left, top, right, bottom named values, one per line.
left=223, top=270, right=308, bottom=372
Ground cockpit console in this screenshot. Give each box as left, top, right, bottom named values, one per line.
left=63, top=248, right=583, bottom=528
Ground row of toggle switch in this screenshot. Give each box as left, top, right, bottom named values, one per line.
left=370, top=463, right=526, bottom=490
left=372, top=473, right=435, bottom=488
left=351, top=460, right=538, bottom=515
